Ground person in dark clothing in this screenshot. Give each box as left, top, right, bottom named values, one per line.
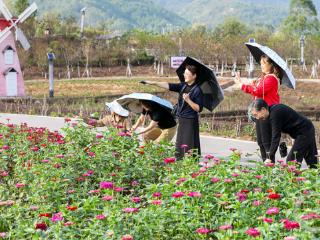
left=251, top=99, right=318, bottom=168
left=131, top=100, right=177, bottom=143
left=142, top=65, right=204, bottom=159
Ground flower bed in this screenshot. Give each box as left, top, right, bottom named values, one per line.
left=0, top=122, right=319, bottom=239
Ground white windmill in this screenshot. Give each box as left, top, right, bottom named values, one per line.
left=0, top=1, right=37, bottom=97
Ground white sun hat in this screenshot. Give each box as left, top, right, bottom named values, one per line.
left=105, top=100, right=129, bottom=117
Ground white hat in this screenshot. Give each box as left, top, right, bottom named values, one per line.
left=105, top=100, right=129, bottom=117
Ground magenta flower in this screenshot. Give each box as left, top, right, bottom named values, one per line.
left=196, top=228, right=211, bottom=234
left=15, top=183, right=25, bottom=188
left=171, top=191, right=185, bottom=198
left=102, top=195, right=113, bottom=201
left=246, top=228, right=260, bottom=237
left=283, top=220, right=300, bottom=230
left=96, top=133, right=103, bottom=139
left=263, top=218, right=273, bottom=223
left=2, top=145, right=10, bottom=150
left=96, top=214, right=106, bottom=220
left=51, top=212, right=64, bottom=222
left=122, top=208, right=139, bottom=213
left=164, top=157, right=176, bottom=164
left=188, top=192, right=202, bottom=198
left=266, top=207, right=280, bottom=215
left=121, top=235, right=134, bottom=240
left=114, top=187, right=124, bottom=192
left=151, top=200, right=162, bottom=205
left=224, top=178, right=233, bottom=183
left=255, top=175, right=263, bottom=179
left=236, top=192, right=247, bottom=202
left=219, top=225, right=233, bottom=230
left=152, top=192, right=162, bottom=198
left=131, top=197, right=141, bottom=203
left=211, top=177, right=220, bottom=183
left=100, top=181, right=114, bottom=189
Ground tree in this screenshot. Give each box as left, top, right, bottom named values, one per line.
left=281, top=0, right=320, bottom=36
left=14, top=0, right=29, bottom=15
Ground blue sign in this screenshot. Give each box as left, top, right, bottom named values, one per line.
left=47, top=53, right=55, bottom=61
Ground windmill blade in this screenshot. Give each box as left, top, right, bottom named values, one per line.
left=0, top=27, right=11, bottom=43
left=15, top=27, right=30, bottom=50
left=17, top=2, right=37, bottom=23
left=0, top=0, right=13, bottom=21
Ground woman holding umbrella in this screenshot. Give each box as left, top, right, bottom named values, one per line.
left=234, top=54, right=282, bottom=163
left=130, top=100, right=177, bottom=143
left=143, top=64, right=204, bottom=159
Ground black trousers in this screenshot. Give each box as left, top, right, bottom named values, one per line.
left=175, top=117, right=201, bottom=160
left=255, top=119, right=273, bottom=162
left=287, top=127, right=318, bottom=169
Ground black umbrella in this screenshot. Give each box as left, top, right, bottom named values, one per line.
left=176, top=56, right=224, bottom=111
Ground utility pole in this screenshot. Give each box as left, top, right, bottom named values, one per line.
left=300, top=35, right=307, bottom=71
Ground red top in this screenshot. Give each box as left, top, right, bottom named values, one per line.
left=241, top=74, right=280, bottom=106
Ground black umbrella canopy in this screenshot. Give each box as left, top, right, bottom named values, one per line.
left=176, top=56, right=224, bottom=111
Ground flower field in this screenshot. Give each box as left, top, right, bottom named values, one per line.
left=0, top=121, right=319, bottom=239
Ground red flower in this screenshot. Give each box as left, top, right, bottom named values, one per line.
left=66, top=205, right=78, bottom=211
left=35, top=222, right=48, bottom=231
left=39, top=213, right=52, bottom=218
left=268, top=193, right=281, bottom=200
left=245, top=228, right=260, bottom=237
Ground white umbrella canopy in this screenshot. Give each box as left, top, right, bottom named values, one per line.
left=117, top=93, right=173, bottom=114
left=245, top=42, right=296, bottom=89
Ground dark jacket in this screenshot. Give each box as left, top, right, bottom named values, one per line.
left=268, top=104, right=314, bottom=159
left=169, top=82, right=204, bottom=119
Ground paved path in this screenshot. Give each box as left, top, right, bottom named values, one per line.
left=0, top=113, right=309, bottom=168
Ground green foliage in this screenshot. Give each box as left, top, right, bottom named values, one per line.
left=281, top=0, right=320, bottom=35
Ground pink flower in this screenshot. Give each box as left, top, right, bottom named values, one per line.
left=100, top=181, right=114, bottom=189
left=16, top=183, right=25, bottom=188
left=245, top=228, right=260, bottom=237
left=224, top=178, right=233, bottom=183
left=211, top=177, right=220, bottom=183
left=30, top=146, right=39, bottom=152
left=96, top=214, right=106, bottom=220
left=64, top=221, right=74, bottom=226
left=188, top=192, right=202, bottom=198
left=2, top=145, right=10, bottom=150
left=164, top=157, right=176, bottom=164
left=122, top=208, right=139, bottom=213
left=88, top=189, right=100, bottom=194
left=253, top=200, right=262, bottom=206
left=96, top=133, right=103, bottom=139
left=265, top=163, right=275, bottom=167
left=114, top=187, right=124, bottom=192
left=131, top=197, right=141, bottom=203
left=253, top=188, right=262, bottom=192
left=102, top=195, right=113, bottom=201
left=171, top=192, right=185, bottom=198
left=263, top=218, right=273, bottom=223
left=219, top=225, right=233, bottom=230
left=284, top=236, right=296, bottom=240
left=30, top=205, right=39, bottom=211
left=151, top=200, right=162, bottom=205
left=67, top=189, right=76, bottom=194
left=41, top=159, right=50, bottom=163
left=204, top=154, right=214, bottom=159
left=56, top=154, right=64, bottom=158
left=196, top=228, right=211, bottom=234
left=199, top=167, right=207, bottom=173
left=231, top=173, right=240, bottom=177
left=0, top=171, right=8, bottom=177
left=176, top=178, right=187, bottom=185
left=266, top=207, right=280, bottom=215
left=301, top=213, right=320, bottom=220
left=255, top=175, right=263, bottom=179
left=121, top=235, right=134, bottom=240
left=152, top=192, right=162, bottom=198
left=51, top=212, right=63, bottom=222
left=131, top=181, right=139, bottom=186
left=283, top=220, right=300, bottom=230
left=0, top=232, right=7, bottom=238
left=236, top=192, right=247, bottom=202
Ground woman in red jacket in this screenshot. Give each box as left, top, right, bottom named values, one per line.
left=235, top=54, right=282, bottom=163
